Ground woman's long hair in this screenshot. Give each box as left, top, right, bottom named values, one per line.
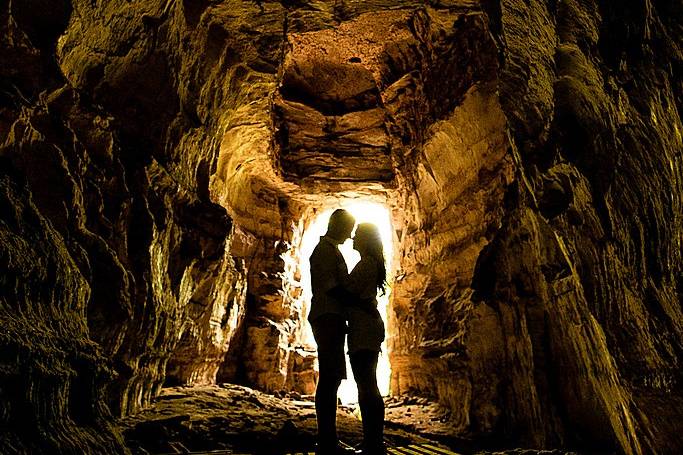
left=355, top=223, right=388, bottom=295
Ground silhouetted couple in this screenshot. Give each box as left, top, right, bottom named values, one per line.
left=308, top=209, right=387, bottom=455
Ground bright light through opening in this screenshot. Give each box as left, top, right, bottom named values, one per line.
left=300, top=202, right=393, bottom=405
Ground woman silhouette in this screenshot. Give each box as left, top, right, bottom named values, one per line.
left=333, top=222, right=387, bottom=454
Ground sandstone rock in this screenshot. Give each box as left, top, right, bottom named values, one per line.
left=120, top=384, right=473, bottom=454
left=0, top=175, right=126, bottom=453
left=1, top=0, right=682, bottom=453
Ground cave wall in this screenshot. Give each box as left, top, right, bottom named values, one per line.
left=470, top=0, right=683, bottom=452
left=389, top=78, right=514, bottom=429
left=1, top=0, right=682, bottom=454
left=1, top=0, right=247, bottom=451
left=0, top=171, right=127, bottom=453
left=390, top=0, right=683, bottom=453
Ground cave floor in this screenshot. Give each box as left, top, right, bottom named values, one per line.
left=119, top=384, right=576, bottom=455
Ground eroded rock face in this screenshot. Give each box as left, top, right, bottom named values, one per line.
left=465, top=2, right=682, bottom=453
left=1, top=0, right=681, bottom=454
left=0, top=174, right=127, bottom=453
left=389, top=79, right=513, bottom=434
left=2, top=0, right=245, bottom=450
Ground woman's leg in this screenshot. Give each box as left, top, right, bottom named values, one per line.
left=350, top=349, right=384, bottom=452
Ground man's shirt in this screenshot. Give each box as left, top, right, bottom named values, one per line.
left=308, top=235, right=348, bottom=322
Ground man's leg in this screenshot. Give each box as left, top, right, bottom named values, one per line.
left=350, top=350, right=384, bottom=453
left=312, top=315, right=347, bottom=451
left=315, top=370, right=342, bottom=447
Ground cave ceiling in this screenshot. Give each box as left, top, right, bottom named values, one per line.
left=1, top=0, right=682, bottom=454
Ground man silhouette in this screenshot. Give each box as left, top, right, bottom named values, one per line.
left=308, top=209, right=356, bottom=454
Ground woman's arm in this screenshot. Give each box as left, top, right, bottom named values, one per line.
left=326, top=285, right=376, bottom=314
left=344, top=258, right=376, bottom=296
left=327, top=258, right=378, bottom=312
left=347, top=258, right=379, bottom=312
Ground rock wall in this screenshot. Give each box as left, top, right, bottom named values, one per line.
left=1, top=0, right=246, bottom=451
left=1, top=0, right=681, bottom=453
left=472, top=1, right=683, bottom=453
left=389, top=0, right=683, bottom=454
left=0, top=172, right=127, bottom=453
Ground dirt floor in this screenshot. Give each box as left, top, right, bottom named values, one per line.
left=119, top=384, right=578, bottom=455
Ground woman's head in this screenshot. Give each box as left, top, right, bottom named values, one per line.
left=353, top=223, right=381, bottom=254
left=353, top=223, right=388, bottom=294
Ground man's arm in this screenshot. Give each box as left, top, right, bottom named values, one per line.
left=327, top=285, right=375, bottom=313
left=309, top=243, right=340, bottom=294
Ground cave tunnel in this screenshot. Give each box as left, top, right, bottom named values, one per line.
left=1, top=1, right=682, bottom=455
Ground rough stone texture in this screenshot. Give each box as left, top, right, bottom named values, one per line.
left=1, top=0, right=682, bottom=454
left=120, top=384, right=577, bottom=454
left=0, top=175, right=127, bottom=453
left=464, top=1, right=683, bottom=454
left=1, top=0, right=245, bottom=450
left=119, top=384, right=446, bottom=454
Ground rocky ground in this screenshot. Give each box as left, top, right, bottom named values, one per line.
left=3, top=1, right=681, bottom=453
left=119, top=385, right=579, bottom=455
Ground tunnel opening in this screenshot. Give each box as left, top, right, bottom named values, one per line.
left=206, top=4, right=514, bottom=428
left=299, top=201, right=394, bottom=404
left=2, top=0, right=680, bottom=454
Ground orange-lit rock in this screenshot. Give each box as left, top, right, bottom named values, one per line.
left=1, top=0, right=681, bottom=453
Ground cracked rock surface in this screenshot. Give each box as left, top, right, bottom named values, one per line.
left=1, top=0, right=681, bottom=454
left=120, top=385, right=577, bottom=455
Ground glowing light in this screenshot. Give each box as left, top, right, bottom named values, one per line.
left=299, top=202, right=393, bottom=405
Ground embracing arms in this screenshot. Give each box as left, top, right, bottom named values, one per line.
left=326, top=257, right=378, bottom=315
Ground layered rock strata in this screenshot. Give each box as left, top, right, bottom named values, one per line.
left=0, top=0, right=681, bottom=454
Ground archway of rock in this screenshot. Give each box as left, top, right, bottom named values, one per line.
left=191, top=6, right=514, bottom=430
left=160, top=4, right=514, bottom=444
left=6, top=1, right=681, bottom=454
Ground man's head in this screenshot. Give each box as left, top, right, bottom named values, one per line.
left=326, top=209, right=355, bottom=243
